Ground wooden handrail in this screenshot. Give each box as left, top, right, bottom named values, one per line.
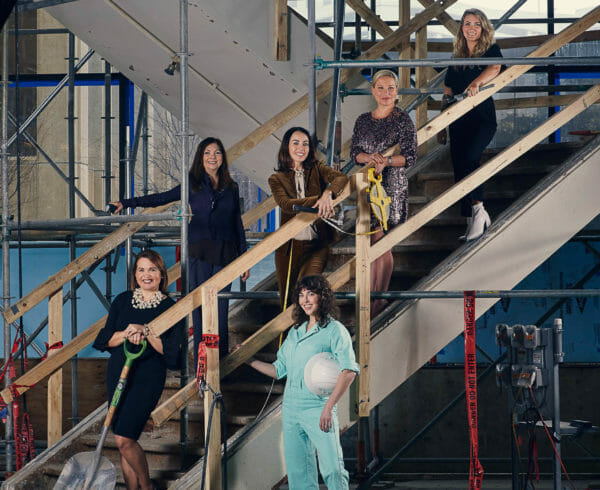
left=416, top=5, right=600, bottom=145
left=151, top=81, right=600, bottom=426
left=7, top=1, right=599, bottom=429
left=0, top=196, right=277, bottom=404
left=2, top=204, right=172, bottom=324
left=2, top=193, right=276, bottom=326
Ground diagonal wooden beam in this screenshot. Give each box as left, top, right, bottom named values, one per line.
left=2, top=204, right=172, bottom=324
left=416, top=5, right=600, bottom=145
left=372, top=83, right=600, bottom=261
left=151, top=245, right=359, bottom=426
left=345, top=0, right=443, bottom=82
left=146, top=183, right=353, bottom=340
left=226, top=0, right=458, bottom=164
left=0, top=263, right=182, bottom=404
left=417, top=0, right=459, bottom=36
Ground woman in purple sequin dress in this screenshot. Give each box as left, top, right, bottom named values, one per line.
left=351, top=70, right=417, bottom=317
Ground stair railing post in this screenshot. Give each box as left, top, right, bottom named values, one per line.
left=355, top=171, right=371, bottom=475
left=47, top=288, right=63, bottom=446
left=201, top=285, right=222, bottom=490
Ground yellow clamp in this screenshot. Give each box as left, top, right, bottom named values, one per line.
left=366, top=167, right=391, bottom=231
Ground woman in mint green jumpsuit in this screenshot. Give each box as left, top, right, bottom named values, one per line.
left=245, top=275, right=359, bottom=489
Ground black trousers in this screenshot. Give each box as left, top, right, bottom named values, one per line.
left=449, top=117, right=496, bottom=217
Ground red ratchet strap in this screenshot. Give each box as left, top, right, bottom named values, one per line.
left=202, top=334, right=219, bottom=349
left=196, top=342, right=207, bottom=388
left=464, top=291, right=484, bottom=490
left=12, top=400, right=21, bottom=469
left=16, top=413, right=35, bottom=470
left=41, top=341, right=63, bottom=361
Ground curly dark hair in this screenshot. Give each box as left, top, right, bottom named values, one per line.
left=190, top=137, right=236, bottom=192
left=276, top=126, right=319, bottom=173
left=292, top=275, right=339, bottom=328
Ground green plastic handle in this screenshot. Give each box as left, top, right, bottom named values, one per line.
left=123, top=338, right=147, bottom=365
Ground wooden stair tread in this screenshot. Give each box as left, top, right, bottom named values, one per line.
left=78, top=433, right=205, bottom=455
left=416, top=163, right=559, bottom=182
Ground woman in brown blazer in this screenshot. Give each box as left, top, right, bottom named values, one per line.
left=268, top=127, right=348, bottom=309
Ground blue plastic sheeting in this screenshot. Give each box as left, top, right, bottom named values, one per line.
left=436, top=241, right=600, bottom=364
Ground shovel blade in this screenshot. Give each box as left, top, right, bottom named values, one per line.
left=54, top=451, right=116, bottom=490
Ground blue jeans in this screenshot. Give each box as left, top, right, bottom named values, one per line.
left=189, top=258, right=232, bottom=365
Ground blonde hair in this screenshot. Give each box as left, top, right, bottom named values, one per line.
left=453, top=9, right=495, bottom=60
left=371, top=69, right=399, bottom=88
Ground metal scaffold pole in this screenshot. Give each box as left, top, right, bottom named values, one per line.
left=179, top=0, right=190, bottom=464
left=325, top=0, right=344, bottom=168
left=103, top=60, right=113, bottom=305
left=67, top=31, right=79, bottom=426
left=307, top=0, right=316, bottom=138
left=1, top=21, right=13, bottom=475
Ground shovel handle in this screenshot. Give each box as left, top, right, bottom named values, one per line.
left=103, top=339, right=147, bottom=428
left=124, top=337, right=147, bottom=363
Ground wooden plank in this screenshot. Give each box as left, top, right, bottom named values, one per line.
left=242, top=195, right=276, bottom=229
left=1, top=317, right=104, bottom=404
left=345, top=0, right=393, bottom=38
left=416, top=6, right=600, bottom=145
left=342, top=29, right=600, bottom=53
left=428, top=94, right=600, bottom=111
left=417, top=0, right=458, bottom=36
left=496, top=29, right=600, bottom=50
left=201, top=286, right=221, bottom=490
left=415, top=25, right=428, bottom=129
left=147, top=183, right=352, bottom=338
left=346, top=0, right=440, bottom=84
left=0, top=262, right=183, bottom=404
left=226, top=0, right=458, bottom=164
left=355, top=172, right=370, bottom=417
left=372, top=84, right=600, bottom=261
left=274, top=0, right=288, bottom=61
left=47, top=288, right=63, bottom=446
left=2, top=204, right=172, bottom=324
left=398, top=0, right=411, bottom=101
left=152, top=256, right=358, bottom=427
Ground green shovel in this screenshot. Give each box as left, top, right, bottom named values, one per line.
left=55, top=338, right=147, bottom=490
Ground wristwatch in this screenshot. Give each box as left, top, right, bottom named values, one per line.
left=387, top=156, right=393, bottom=165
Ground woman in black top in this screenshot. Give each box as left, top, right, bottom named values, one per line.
left=93, top=249, right=185, bottom=490
left=110, top=137, right=249, bottom=362
left=438, top=8, right=502, bottom=241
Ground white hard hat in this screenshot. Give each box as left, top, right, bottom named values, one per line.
left=304, top=352, right=340, bottom=397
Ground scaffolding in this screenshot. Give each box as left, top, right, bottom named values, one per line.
left=0, top=0, right=599, bottom=487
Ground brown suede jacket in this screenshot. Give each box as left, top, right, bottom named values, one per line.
left=268, top=162, right=348, bottom=245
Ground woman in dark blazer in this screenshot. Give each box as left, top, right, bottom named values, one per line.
left=110, top=137, right=248, bottom=361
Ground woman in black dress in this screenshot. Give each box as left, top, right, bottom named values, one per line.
left=438, top=8, right=503, bottom=241
left=93, top=249, right=184, bottom=490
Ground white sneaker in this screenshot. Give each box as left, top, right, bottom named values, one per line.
left=464, top=203, right=491, bottom=241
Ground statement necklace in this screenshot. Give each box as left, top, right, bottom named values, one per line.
left=132, top=288, right=164, bottom=309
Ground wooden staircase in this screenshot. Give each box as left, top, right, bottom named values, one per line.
left=2, top=138, right=594, bottom=489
